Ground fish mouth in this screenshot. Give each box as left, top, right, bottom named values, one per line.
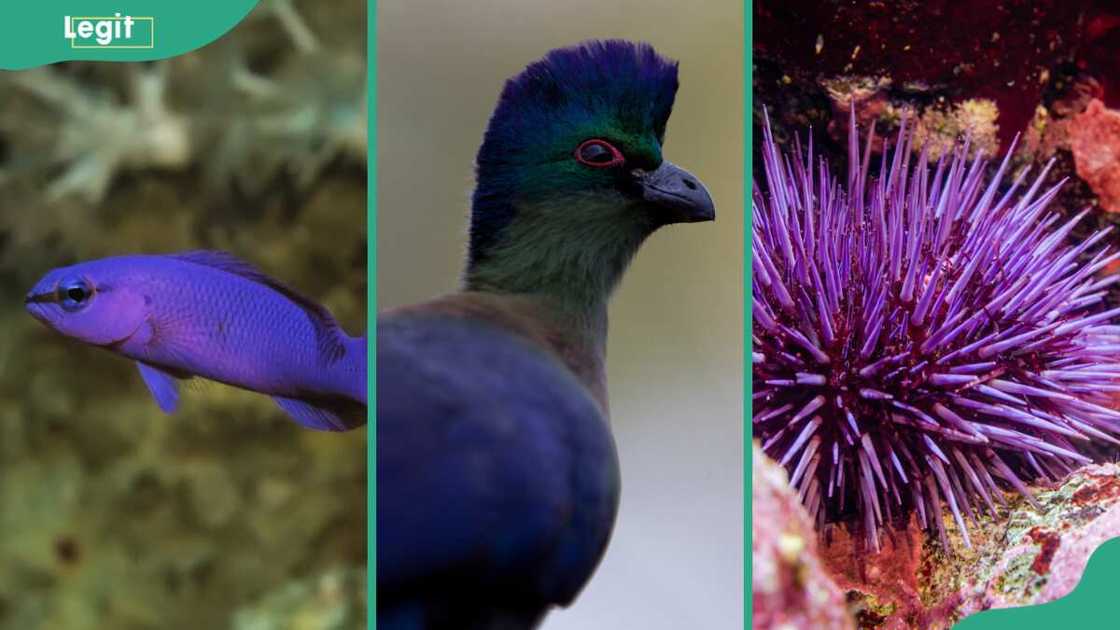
left=24, top=289, right=58, bottom=327
left=24, top=302, right=50, bottom=326
left=25, top=291, right=55, bottom=305
left=23, top=300, right=142, bottom=351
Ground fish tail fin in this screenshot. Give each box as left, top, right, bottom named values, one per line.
left=280, top=332, right=366, bottom=432
left=273, top=395, right=366, bottom=431
left=273, top=332, right=366, bottom=431
left=347, top=333, right=368, bottom=405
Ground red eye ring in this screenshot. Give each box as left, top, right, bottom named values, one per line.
left=575, top=139, right=625, bottom=168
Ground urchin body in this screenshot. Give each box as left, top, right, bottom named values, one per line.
left=753, top=110, right=1120, bottom=551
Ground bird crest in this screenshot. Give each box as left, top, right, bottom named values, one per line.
left=470, top=39, right=680, bottom=265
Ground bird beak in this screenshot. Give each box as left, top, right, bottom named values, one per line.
left=633, top=160, right=716, bottom=224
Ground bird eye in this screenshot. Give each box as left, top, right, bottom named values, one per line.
left=575, top=139, right=625, bottom=168
left=57, top=279, right=92, bottom=312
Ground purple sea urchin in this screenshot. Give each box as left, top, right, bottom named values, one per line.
left=752, top=108, right=1120, bottom=552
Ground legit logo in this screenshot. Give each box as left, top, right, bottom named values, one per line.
left=64, top=14, right=154, bottom=48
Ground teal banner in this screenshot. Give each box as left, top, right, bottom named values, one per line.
left=0, top=1, right=259, bottom=69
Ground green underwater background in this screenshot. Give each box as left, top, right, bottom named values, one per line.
left=0, top=1, right=367, bottom=628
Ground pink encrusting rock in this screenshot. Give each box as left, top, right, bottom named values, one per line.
left=752, top=443, right=855, bottom=630
left=1070, top=98, right=1120, bottom=213
left=947, top=464, right=1120, bottom=618
left=820, top=463, right=1120, bottom=628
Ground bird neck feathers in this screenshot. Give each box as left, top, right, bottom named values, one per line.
left=464, top=196, right=651, bottom=317
left=462, top=195, right=650, bottom=410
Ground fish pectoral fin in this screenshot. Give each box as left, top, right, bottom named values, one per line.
left=136, top=362, right=183, bottom=414
left=272, top=396, right=350, bottom=432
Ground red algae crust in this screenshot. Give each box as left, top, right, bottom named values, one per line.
left=1070, top=99, right=1120, bottom=213
left=815, top=463, right=1120, bottom=628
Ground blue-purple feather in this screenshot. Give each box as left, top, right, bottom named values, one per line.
left=377, top=312, right=618, bottom=625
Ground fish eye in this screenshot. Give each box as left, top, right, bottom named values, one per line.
left=575, top=139, right=625, bottom=168
left=57, top=278, right=93, bottom=312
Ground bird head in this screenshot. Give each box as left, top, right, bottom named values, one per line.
left=465, top=40, right=714, bottom=301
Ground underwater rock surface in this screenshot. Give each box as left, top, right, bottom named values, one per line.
left=753, top=0, right=1113, bottom=148
left=935, top=464, right=1120, bottom=622
left=1070, top=99, right=1120, bottom=213
left=754, top=440, right=1120, bottom=629
left=818, top=463, right=1120, bottom=628
left=753, top=1, right=1120, bottom=315
left=752, top=443, right=853, bottom=630
left=755, top=455, right=1120, bottom=628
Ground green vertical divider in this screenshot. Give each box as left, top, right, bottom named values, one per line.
left=744, top=1, right=753, bottom=629
left=368, top=1, right=378, bottom=628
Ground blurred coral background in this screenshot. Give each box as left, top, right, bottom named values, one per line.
left=378, top=1, right=744, bottom=628
left=0, top=1, right=366, bottom=628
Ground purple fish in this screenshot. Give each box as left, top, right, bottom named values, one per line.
left=24, top=250, right=366, bottom=431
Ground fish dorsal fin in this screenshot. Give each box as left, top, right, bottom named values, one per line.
left=170, top=250, right=347, bottom=363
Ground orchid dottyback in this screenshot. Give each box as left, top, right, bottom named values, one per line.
left=26, top=250, right=366, bottom=431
